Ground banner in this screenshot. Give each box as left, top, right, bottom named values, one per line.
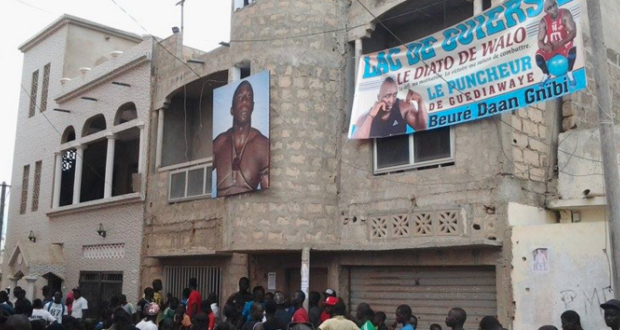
left=212, top=70, right=270, bottom=198
left=348, top=0, right=585, bottom=139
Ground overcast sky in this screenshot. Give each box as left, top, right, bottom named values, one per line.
left=0, top=0, right=231, bottom=245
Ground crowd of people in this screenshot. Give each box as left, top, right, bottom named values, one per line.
left=0, top=277, right=619, bottom=330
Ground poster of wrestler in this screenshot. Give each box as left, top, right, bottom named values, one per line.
left=348, top=0, right=586, bottom=140
left=212, top=70, right=270, bottom=198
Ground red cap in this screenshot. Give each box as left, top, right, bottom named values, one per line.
left=325, top=296, right=338, bottom=306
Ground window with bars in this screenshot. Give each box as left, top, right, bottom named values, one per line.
left=20, top=165, right=30, bottom=214
left=40, top=64, right=51, bottom=112
left=32, top=161, right=42, bottom=212
left=29, top=70, right=39, bottom=117
left=169, top=164, right=213, bottom=202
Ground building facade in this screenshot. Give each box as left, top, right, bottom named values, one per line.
left=4, top=15, right=152, bottom=318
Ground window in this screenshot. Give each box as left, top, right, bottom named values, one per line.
left=32, top=161, right=42, bottom=212
left=61, top=126, right=76, bottom=144
left=20, top=165, right=30, bottom=214
left=40, top=64, right=51, bottom=112
left=29, top=70, right=39, bottom=117
left=169, top=164, right=213, bottom=202
left=114, top=102, right=137, bottom=125
left=233, top=0, right=255, bottom=11
left=82, top=114, right=107, bottom=137
left=60, top=149, right=76, bottom=207
left=373, top=127, right=454, bottom=174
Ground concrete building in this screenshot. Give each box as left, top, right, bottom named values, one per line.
left=4, top=15, right=152, bottom=318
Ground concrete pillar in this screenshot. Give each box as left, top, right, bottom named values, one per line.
left=52, top=152, right=62, bottom=208
left=301, top=248, right=310, bottom=310
left=8, top=276, right=18, bottom=291
left=156, top=109, right=164, bottom=168
left=231, top=66, right=241, bottom=82
left=137, top=123, right=145, bottom=174
left=24, top=276, right=37, bottom=301
left=72, top=145, right=86, bottom=205
left=354, top=39, right=362, bottom=82
left=104, top=134, right=117, bottom=198
left=473, top=0, right=483, bottom=15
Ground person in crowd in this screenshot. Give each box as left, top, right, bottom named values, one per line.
left=411, top=316, right=418, bottom=330
left=152, top=280, right=163, bottom=307
left=14, top=287, right=32, bottom=316
left=206, top=293, right=219, bottom=321
left=479, top=316, right=503, bottom=330
left=264, top=293, right=274, bottom=304
left=42, top=287, right=53, bottom=306
left=602, top=299, right=620, bottom=330
left=66, top=291, right=74, bottom=316
left=94, top=308, right=112, bottom=330
left=173, top=304, right=191, bottom=330
left=162, top=298, right=178, bottom=323
left=291, top=291, right=309, bottom=324
left=221, top=304, right=240, bottom=330
left=136, top=303, right=159, bottom=330
left=356, top=303, right=374, bottom=330
left=393, top=305, right=413, bottom=330
left=70, top=288, right=88, bottom=322
left=273, top=292, right=290, bottom=329
left=110, top=307, right=135, bottom=330
left=430, top=324, right=443, bottom=330
left=30, top=319, right=46, bottom=330
left=320, top=289, right=337, bottom=324
left=227, top=278, right=253, bottom=314
left=83, top=318, right=97, bottom=330
left=193, top=300, right=215, bottom=330
left=319, top=301, right=359, bottom=330
left=0, top=291, right=15, bottom=315
left=242, top=287, right=265, bottom=322
left=187, top=278, right=202, bottom=318
left=6, top=314, right=31, bottom=330
left=29, top=299, right=56, bottom=325
left=162, top=318, right=174, bottom=330
left=373, top=311, right=388, bottom=330
left=242, top=303, right=264, bottom=330
left=181, top=289, right=191, bottom=308
left=445, top=308, right=466, bottom=330
left=137, top=288, right=154, bottom=320
left=119, top=295, right=137, bottom=321
left=560, top=310, right=583, bottom=330
left=308, top=292, right=321, bottom=329
left=44, top=292, right=67, bottom=324
left=263, top=300, right=285, bottom=330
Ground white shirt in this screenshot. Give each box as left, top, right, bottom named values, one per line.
left=211, top=303, right=220, bottom=319
left=29, top=309, right=57, bottom=324
left=43, top=302, right=67, bottom=324
left=71, top=297, right=88, bottom=319
left=136, top=320, right=159, bottom=330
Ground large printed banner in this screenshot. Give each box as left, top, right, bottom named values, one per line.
left=348, top=0, right=585, bottom=139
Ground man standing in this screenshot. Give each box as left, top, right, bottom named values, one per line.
left=0, top=291, right=15, bottom=315
left=320, top=289, right=337, bottom=324
left=29, top=299, right=57, bottom=325
left=242, top=303, right=265, bottom=330
left=535, top=0, right=577, bottom=86
left=43, top=292, right=67, bottom=324
left=393, top=305, right=414, bottom=330
left=137, top=287, right=154, bottom=320
left=601, top=299, right=620, bottom=330
left=445, top=308, right=466, bottom=330
left=213, top=80, right=270, bottom=197
left=242, top=286, right=265, bottom=322
left=186, top=278, right=202, bottom=318
left=119, top=295, right=137, bottom=320
left=70, top=288, right=88, bottom=321
left=353, top=77, right=428, bottom=139
left=14, top=288, right=32, bottom=316
left=136, top=303, right=160, bottom=330
left=356, top=303, right=375, bottom=330
left=291, top=291, right=309, bottom=324
left=319, top=301, right=359, bottom=330
left=308, top=292, right=321, bottom=328
left=41, top=286, right=53, bottom=306
left=273, top=292, right=291, bottom=329
left=227, top=278, right=254, bottom=314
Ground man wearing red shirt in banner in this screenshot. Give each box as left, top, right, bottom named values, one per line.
left=535, top=0, right=577, bottom=87
left=186, top=278, right=202, bottom=318
left=291, top=291, right=309, bottom=323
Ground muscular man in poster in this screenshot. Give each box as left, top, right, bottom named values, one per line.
left=213, top=80, right=269, bottom=196
left=536, top=0, right=577, bottom=86
left=353, top=77, right=428, bottom=139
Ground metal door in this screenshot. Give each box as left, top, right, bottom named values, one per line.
left=79, top=271, right=123, bottom=319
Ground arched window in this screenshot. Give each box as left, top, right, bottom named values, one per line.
left=82, top=114, right=107, bottom=137
left=114, top=102, right=138, bottom=125
left=61, top=126, right=76, bottom=143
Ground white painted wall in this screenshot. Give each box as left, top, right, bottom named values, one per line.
left=511, top=219, right=612, bottom=330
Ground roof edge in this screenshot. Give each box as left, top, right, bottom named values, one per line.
left=19, top=14, right=143, bottom=52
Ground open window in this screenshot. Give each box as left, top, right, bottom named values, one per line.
left=61, top=126, right=76, bottom=144
left=112, top=128, right=140, bottom=196
left=59, top=148, right=76, bottom=207
left=80, top=140, right=107, bottom=202
left=114, top=102, right=137, bottom=125
left=82, top=114, right=107, bottom=137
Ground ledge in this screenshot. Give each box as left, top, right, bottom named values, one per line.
left=547, top=196, right=606, bottom=210
left=47, top=193, right=143, bottom=218
left=146, top=248, right=232, bottom=258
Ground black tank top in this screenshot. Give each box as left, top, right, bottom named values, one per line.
left=369, top=102, right=407, bottom=137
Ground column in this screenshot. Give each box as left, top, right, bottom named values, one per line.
left=156, top=109, right=164, bottom=168
left=355, top=39, right=363, bottom=81
left=473, top=0, right=483, bottom=15
left=24, top=276, right=37, bottom=301
left=72, top=145, right=85, bottom=205
left=104, top=134, right=117, bottom=198
left=231, top=66, right=241, bottom=82
left=137, top=123, right=145, bottom=174
left=301, top=247, right=310, bottom=310
left=52, top=152, right=62, bottom=208
left=8, top=276, right=18, bottom=291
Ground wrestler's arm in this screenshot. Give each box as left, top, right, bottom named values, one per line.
left=538, top=19, right=548, bottom=49
left=401, top=91, right=428, bottom=131
left=556, top=10, right=577, bottom=47
left=258, top=135, right=270, bottom=189
left=352, top=102, right=386, bottom=139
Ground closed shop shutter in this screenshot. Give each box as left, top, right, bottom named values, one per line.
left=349, top=266, right=497, bottom=329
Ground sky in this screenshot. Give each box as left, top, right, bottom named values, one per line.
left=0, top=0, right=231, bottom=246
